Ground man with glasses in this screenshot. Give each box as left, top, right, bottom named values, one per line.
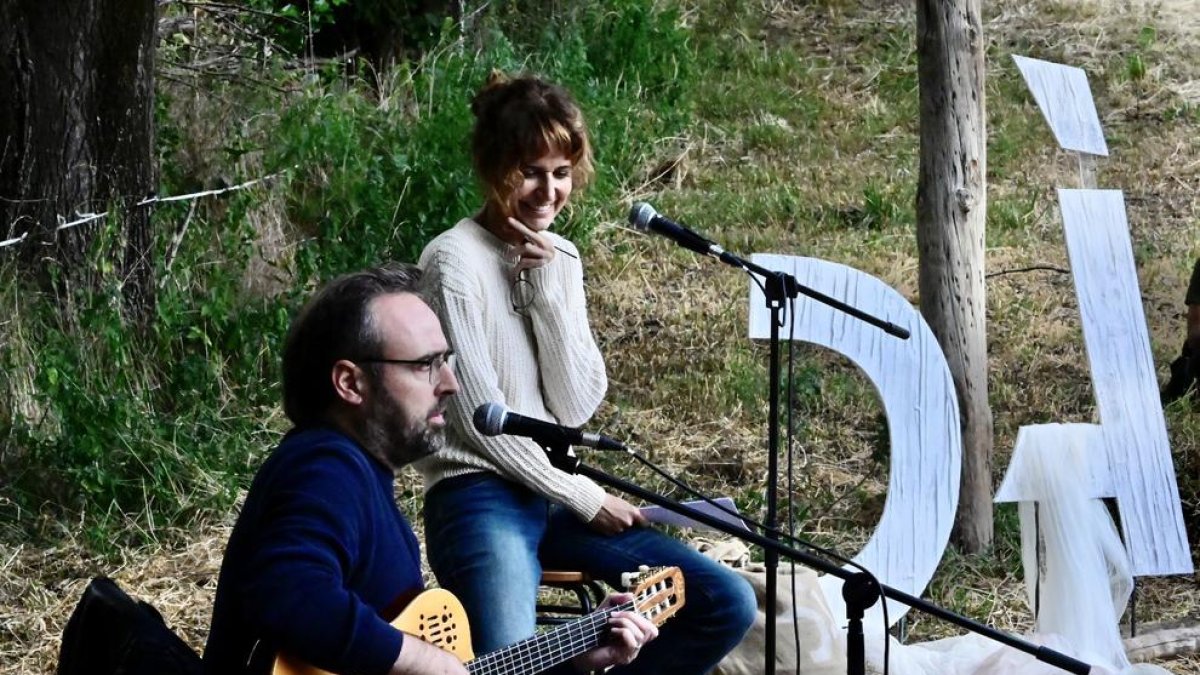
left=202, top=263, right=656, bottom=675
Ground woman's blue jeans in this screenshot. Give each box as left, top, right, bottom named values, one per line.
left=424, top=473, right=757, bottom=674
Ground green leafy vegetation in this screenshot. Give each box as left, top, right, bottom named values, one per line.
left=0, top=0, right=698, bottom=549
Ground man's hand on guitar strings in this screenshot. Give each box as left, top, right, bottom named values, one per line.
left=569, top=592, right=660, bottom=671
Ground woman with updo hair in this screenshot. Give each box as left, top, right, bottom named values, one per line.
left=417, top=71, right=755, bottom=674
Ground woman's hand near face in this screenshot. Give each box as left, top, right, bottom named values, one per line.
left=507, top=217, right=556, bottom=275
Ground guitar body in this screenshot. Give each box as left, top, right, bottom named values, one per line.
left=391, top=589, right=476, bottom=662
left=272, top=589, right=475, bottom=675
left=273, top=567, right=684, bottom=675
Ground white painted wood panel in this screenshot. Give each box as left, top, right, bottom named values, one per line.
left=1013, top=55, right=1109, bottom=156
left=748, top=255, right=961, bottom=624
left=1058, top=188, right=1192, bottom=575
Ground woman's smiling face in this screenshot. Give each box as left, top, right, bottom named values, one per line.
left=505, top=149, right=574, bottom=233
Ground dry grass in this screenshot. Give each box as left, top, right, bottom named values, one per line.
left=0, top=530, right=223, bottom=675
left=3, top=523, right=1194, bottom=674
left=3, top=0, right=1200, bottom=672
left=597, top=0, right=1200, bottom=667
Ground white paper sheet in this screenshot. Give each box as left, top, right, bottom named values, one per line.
left=640, top=497, right=752, bottom=534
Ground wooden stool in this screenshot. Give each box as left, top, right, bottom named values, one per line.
left=536, top=570, right=605, bottom=625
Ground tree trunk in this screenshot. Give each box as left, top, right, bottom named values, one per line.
left=915, top=0, right=993, bottom=552
left=0, top=0, right=157, bottom=323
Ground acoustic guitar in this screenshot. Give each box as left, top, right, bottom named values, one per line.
left=273, top=566, right=685, bottom=675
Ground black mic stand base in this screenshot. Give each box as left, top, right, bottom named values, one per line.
left=843, top=571, right=880, bottom=675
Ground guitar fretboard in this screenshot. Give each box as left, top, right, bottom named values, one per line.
left=465, top=601, right=632, bottom=675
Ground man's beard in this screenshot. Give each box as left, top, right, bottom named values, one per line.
left=359, top=386, right=445, bottom=470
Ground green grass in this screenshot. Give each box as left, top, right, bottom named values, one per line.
left=5, top=4, right=1200, bottom=672
left=595, top=0, right=1200, bottom=592
left=2, top=0, right=1198, bottom=618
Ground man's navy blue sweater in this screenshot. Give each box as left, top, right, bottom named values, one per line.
left=203, top=427, right=424, bottom=675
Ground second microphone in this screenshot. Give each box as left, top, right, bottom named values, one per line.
left=473, top=402, right=629, bottom=452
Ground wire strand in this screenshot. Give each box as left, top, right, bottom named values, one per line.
left=1, top=167, right=291, bottom=252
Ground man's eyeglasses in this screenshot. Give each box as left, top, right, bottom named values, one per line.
left=357, top=351, right=457, bottom=384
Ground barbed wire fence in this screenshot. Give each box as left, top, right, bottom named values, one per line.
left=0, top=167, right=291, bottom=253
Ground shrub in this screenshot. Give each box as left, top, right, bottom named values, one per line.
left=0, top=0, right=698, bottom=549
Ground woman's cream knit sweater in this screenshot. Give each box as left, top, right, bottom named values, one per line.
left=416, top=218, right=608, bottom=520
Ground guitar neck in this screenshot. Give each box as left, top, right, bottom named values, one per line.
left=466, top=603, right=630, bottom=675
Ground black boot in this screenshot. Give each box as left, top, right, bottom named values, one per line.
left=1161, top=341, right=1197, bottom=404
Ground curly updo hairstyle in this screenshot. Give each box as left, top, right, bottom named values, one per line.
left=469, top=71, right=595, bottom=211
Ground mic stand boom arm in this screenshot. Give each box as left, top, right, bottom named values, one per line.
left=540, top=444, right=1092, bottom=675
left=735, top=255, right=910, bottom=339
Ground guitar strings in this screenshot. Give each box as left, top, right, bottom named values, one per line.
left=466, top=602, right=635, bottom=674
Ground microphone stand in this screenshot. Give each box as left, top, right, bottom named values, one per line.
left=710, top=246, right=909, bottom=675
left=541, top=443, right=1092, bottom=675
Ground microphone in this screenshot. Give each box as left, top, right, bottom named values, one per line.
left=473, top=403, right=628, bottom=452
left=628, top=202, right=725, bottom=259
